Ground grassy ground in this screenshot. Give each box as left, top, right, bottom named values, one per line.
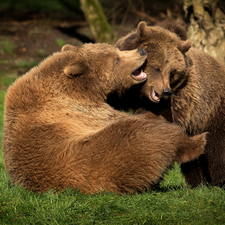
left=0, top=72, right=225, bottom=225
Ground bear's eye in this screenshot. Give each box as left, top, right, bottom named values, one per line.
left=115, top=58, right=120, bottom=64
left=155, top=68, right=160, bottom=73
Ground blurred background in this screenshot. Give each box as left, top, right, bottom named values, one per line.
left=0, top=0, right=225, bottom=83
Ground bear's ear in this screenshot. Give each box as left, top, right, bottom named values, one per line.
left=64, top=64, right=84, bottom=77
left=61, top=44, right=78, bottom=52
left=178, top=39, right=192, bottom=54
left=137, top=21, right=148, bottom=38
left=115, top=21, right=151, bottom=50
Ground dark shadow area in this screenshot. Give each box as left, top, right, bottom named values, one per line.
left=56, top=25, right=94, bottom=43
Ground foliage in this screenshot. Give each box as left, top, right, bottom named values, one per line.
left=0, top=0, right=83, bottom=19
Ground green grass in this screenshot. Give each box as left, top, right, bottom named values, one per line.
left=0, top=59, right=12, bottom=64
left=56, top=38, right=67, bottom=47
left=13, top=59, right=39, bottom=69
left=36, top=49, right=47, bottom=58
left=0, top=39, right=16, bottom=55
left=0, top=72, right=19, bottom=90
left=0, top=73, right=225, bottom=224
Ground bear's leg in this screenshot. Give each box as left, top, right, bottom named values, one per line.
left=205, top=135, right=225, bottom=187
left=181, top=154, right=211, bottom=188
left=73, top=118, right=175, bottom=194
left=73, top=118, right=207, bottom=193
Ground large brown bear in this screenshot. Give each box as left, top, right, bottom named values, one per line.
left=3, top=43, right=207, bottom=194
left=115, top=21, right=225, bottom=188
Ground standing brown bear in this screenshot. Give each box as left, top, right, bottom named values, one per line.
left=3, top=43, right=207, bottom=194
left=115, top=21, right=225, bottom=188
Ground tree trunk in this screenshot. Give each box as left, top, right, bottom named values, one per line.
left=184, top=0, right=225, bottom=65
left=79, top=0, right=115, bottom=44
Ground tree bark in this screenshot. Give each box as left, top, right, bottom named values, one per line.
left=184, top=0, right=225, bottom=65
left=79, top=0, right=115, bottom=44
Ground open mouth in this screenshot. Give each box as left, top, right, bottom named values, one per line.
left=150, top=87, right=160, bottom=102
left=131, top=65, right=147, bottom=81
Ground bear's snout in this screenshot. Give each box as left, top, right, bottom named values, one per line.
left=162, top=88, right=172, bottom=99
left=138, top=48, right=146, bottom=56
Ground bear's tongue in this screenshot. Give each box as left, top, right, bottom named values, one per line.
left=131, top=70, right=147, bottom=81
left=151, top=88, right=160, bottom=102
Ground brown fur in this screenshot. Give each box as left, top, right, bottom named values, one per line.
left=3, top=43, right=207, bottom=194
left=115, top=21, right=225, bottom=187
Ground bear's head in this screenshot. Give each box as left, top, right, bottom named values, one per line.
left=115, top=21, right=192, bottom=103
left=59, top=43, right=147, bottom=100
left=7, top=43, right=148, bottom=112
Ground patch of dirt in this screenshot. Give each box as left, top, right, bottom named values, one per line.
left=0, top=19, right=92, bottom=74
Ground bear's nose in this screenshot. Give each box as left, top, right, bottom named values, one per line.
left=162, top=88, right=172, bottom=98
left=138, top=48, right=147, bottom=56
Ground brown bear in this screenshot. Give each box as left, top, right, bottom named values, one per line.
left=115, top=21, right=225, bottom=188
left=3, top=42, right=208, bottom=194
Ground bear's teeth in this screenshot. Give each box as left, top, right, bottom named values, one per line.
left=131, top=70, right=147, bottom=81
left=151, top=88, right=160, bottom=102
left=139, top=71, right=147, bottom=79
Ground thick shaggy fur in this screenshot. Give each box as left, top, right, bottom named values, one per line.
left=3, top=43, right=207, bottom=194
left=115, top=21, right=225, bottom=187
